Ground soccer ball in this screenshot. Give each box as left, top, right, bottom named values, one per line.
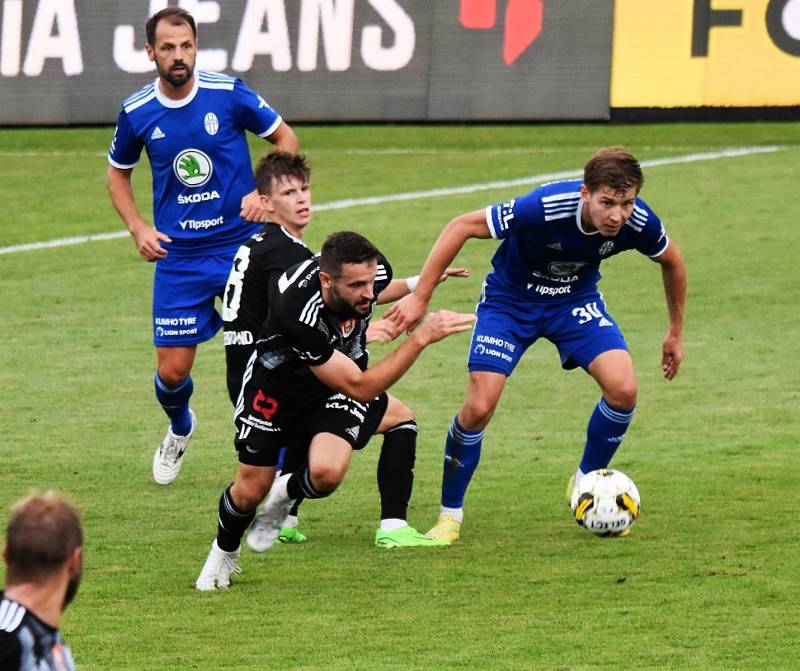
left=570, top=468, right=640, bottom=536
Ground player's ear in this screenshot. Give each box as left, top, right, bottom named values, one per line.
left=145, top=43, right=155, bottom=62
left=319, top=271, right=332, bottom=289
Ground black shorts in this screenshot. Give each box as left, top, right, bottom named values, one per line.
left=234, top=369, right=388, bottom=466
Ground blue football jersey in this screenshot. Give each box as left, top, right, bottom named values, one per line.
left=485, top=179, right=669, bottom=301
left=108, top=71, right=282, bottom=255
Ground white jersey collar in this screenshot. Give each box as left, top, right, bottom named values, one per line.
left=575, top=199, right=599, bottom=236
left=155, top=73, right=199, bottom=109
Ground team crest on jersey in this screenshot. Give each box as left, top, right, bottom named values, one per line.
left=173, top=149, right=213, bottom=187
left=598, top=241, right=615, bottom=256
left=204, top=112, right=219, bottom=135
left=340, top=318, right=357, bottom=337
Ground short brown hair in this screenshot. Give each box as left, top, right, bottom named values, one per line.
left=320, top=231, right=380, bottom=276
left=255, top=152, right=311, bottom=196
left=146, top=7, right=197, bottom=47
left=4, top=491, right=83, bottom=583
left=583, top=147, right=644, bottom=195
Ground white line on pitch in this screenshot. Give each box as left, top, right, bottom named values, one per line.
left=0, top=145, right=785, bottom=256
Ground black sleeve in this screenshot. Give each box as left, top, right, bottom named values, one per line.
left=374, top=254, right=393, bottom=296
left=0, top=631, right=22, bottom=669
left=272, top=301, right=335, bottom=366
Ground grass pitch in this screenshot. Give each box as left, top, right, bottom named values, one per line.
left=1, top=123, right=799, bottom=670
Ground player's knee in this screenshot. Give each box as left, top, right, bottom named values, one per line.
left=231, top=477, right=270, bottom=512
left=460, top=398, right=496, bottom=430
left=605, top=381, right=638, bottom=410
left=157, top=364, right=190, bottom=387
left=309, top=463, right=346, bottom=494
left=385, top=398, right=415, bottom=425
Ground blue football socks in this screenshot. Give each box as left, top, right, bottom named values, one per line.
left=154, top=372, right=194, bottom=436
left=441, top=416, right=484, bottom=508
left=579, top=397, right=636, bottom=473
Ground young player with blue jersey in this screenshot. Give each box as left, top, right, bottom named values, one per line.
left=107, top=7, right=299, bottom=486
left=386, top=147, right=687, bottom=542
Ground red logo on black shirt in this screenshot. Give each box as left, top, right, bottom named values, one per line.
left=253, top=391, right=278, bottom=420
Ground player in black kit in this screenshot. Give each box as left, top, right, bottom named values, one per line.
left=1, top=491, right=83, bottom=671
left=221, top=152, right=467, bottom=546
left=196, top=231, right=474, bottom=590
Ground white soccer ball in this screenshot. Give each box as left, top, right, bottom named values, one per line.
left=570, top=468, right=640, bottom=536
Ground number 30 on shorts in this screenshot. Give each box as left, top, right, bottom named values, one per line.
left=571, top=301, right=605, bottom=325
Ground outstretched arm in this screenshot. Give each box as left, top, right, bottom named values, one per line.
left=310, top=310, right=475, bottom=401
left=384, top=210, right=490, bottom=331
left=107, top=166, right=171, bottom=261
left=652, top=241, right=687, bottom=380
left=376, top=267, right=470, bottom=305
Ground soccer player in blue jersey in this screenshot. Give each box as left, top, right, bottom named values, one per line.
left=107, top=7, right=299, bottom=485
left=386, top=147, right=687, bottom=542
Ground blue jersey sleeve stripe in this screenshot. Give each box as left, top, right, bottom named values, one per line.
left=198, top=70, right=236, bottom=82
left=541, top=190, right=581, bottom=203
left=485, top=205, right=499, bottom=239
left=198, top=80, right=235, bottom=91
left=124, top=89, right=157, bottom=113
left=122, top=82, right=155, bottom=107
left=257, top=116, right=283, bottom=138
left=108, top=155, right=139, bottom=169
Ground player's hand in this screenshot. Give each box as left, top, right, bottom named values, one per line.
left=240, top=189, right=267, bottom=222
left=438, top=267, right=470, bottom=283
left=661, top=331, right=683, bottom=380
left=366, top=319, right=401, bottom=344
left=132, top=223, right=170, bottom=261
left=384, top=292, right=429, bottom=333
left=415, top=310, right=476, bottom=345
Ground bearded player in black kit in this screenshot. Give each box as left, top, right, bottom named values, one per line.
left=221, top=151, right=468, bottom=547
left=196, top=231, right=474, bottom=590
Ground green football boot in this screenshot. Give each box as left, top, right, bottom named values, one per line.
left=375, top=525, right=449, bottom=548
left=278, top=526, right=308, bottom=544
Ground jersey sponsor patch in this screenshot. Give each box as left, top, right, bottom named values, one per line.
left=173, top=149, right=213, bottom=188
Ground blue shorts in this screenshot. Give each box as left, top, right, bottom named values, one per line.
left=467, top=284, right=628, bottom=376
left=152, top=248, right=240, bottom=347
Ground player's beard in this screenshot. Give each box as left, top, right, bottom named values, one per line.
left=160, top=60, right=194, bottom=88
left=327, top=285, right=373, bottom=320
left=62, top=561, right=83, bottom=611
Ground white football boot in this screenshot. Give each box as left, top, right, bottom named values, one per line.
left=195, top=540, right=241, bottom=591
left=152, top=410, right=196, bottom=485
left=246, top=474, right=295, bottom=553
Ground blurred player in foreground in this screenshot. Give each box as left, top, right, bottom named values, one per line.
left=1, top=491, right=83, bottom=670
left=222, top=151, right=468, bottom=545
left=107, top=7, right=299, bottom=486
left=196, top=232, right=475, bottom=589
left=386, top=147, right=687, bottom=542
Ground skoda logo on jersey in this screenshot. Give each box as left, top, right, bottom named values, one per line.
left=598, top=241, right=615, bottom=256
left=173, top=149, right=213, bottom=188
left=204, top=112, right=219, bottom=136
left=548, top=261, right=587, bottom=278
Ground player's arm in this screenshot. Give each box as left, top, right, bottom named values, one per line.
left=107, top=166, right=171, bottom=261
left=376, top=267, right=470, bottom=305
left=309, top=310, right=475, bottom=402
left=385, top=210, right=490, bottom=331
left=651, top=241, right=687, bottom=380
left=266, top=120, right=300, bottom=154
